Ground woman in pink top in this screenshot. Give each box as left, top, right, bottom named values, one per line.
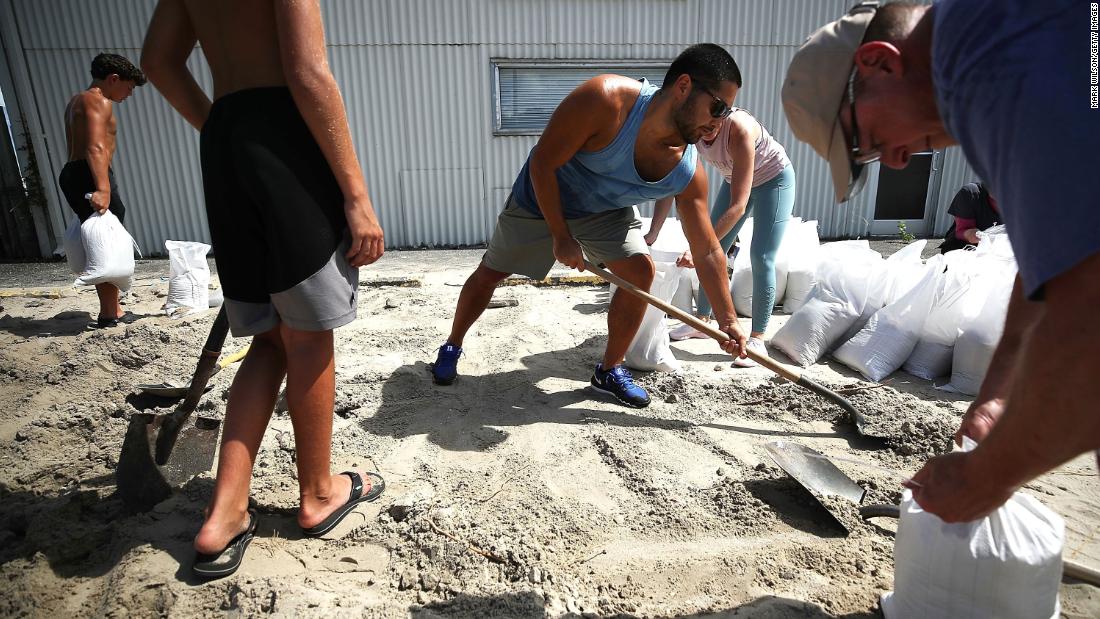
left=647, top=108, right=795, bottom=367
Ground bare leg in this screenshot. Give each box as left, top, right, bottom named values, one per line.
left=279, top=324, right=375, bottom=529
left=194, top=327, right=286, bottom=554
left=602, top=254, right=655, bottom=368
left=445, top=262, right=510, bottom=347
left=94, top=283, right=122, bottom=320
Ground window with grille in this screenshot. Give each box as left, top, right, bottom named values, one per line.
left=492, top=61, right=668, bottom=135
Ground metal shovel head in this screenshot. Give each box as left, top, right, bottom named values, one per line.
left=136, top=382, right=214, bottom=398
left=146, top=412, right=219, bottom=485
left=116, top=412, right=220, bottom=513
left=765, top=440, right=865, bottom=530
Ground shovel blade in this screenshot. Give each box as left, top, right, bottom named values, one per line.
left=765, top=441, right=865, bottom=504
left=147, top=413, right=220, bottom=486
left=115, top=412, right=220, bottom=513
left=765, top=441, right=867, bottom=533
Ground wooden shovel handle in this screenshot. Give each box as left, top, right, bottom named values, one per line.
left=584, top=259, right=871, bottom=434
left=583, top=259, right=800, bottom=381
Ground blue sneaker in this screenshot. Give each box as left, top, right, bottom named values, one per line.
left=431, top=343, right=462, bottom=385
left=590, top=363, right=650, bottom=408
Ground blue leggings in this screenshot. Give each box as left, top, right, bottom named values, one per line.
left=697, top=165, right=796, bottom=334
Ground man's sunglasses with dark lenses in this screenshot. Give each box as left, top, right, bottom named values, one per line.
left=693, top=81, right=732, bottom=119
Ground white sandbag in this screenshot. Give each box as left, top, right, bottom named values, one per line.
left=671, top=268, right=698, bottom=316
left=208, top=287, right=224, bottom=307
left=882, top=441, right=1064, bottom=619
left=63, top=218, right=86, bottom=275
left=771, top=244, right=882, bottom=367
left=942, top=277, right=1014, bottom=395
left=731, top=218, right=798, bottom=317
left=903, top=339, right=954, bottom=380
left=828, top=244, right=887, bottom=349
left=622, top=259, right=682, bottom=373
left=918, top=242, right=1016, bottom=387
left=163, top=240, right=211, bottom=316
left=782, top=220, right=821, bottom=314
left=902, top=253, right=977, bottom=380
left=730, top=266, right=754, bottom=317
left=833, top=264, right=939, bottom=381
left=880, top=240, right=928, bottom=306
left=770, top=287, right=854, bottom=367
left=641, top=216, right=697, bottom=317
left=73, top=210, right=136, bottom=291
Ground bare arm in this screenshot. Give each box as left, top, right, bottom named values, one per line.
left=83, top=98, right=113, bottom=213
left=909, top=252, right=1100, bottom=522
left=676, top=159, right=747, bottom=357
left=712, top=118, right=755, bottom=240
left=141, top=0, right=211, bottom=130
left=645, top=197, right=674, bottom=245
left=274, top=0, right=382, bottom=266
left=528, top=77, right=621, bottom=271
left=954, top=275, right=1041, bottom=444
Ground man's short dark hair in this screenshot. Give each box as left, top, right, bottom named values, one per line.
left=862, top=1, right=924, bottom=44
left=90, top=53, right=147, bottom=86
left=663, top=44, right=742, bottom=90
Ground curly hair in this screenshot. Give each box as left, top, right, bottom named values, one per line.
left=90, top=53, right=147, bottom=86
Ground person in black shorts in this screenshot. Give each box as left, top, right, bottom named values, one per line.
left=60, top=53, right=144, bottom=327
left=143, top=0, right=385, bottom=578
left=58, top=163, right=126, bottom=224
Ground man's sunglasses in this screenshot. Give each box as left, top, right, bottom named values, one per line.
left=692, top=80, right=732, bottom=119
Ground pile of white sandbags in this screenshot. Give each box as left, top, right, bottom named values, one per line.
left=827, top=228, right=1016, bottom=387
left=833, top=255, right=940, bottom=381
left=731, top=217, right=821, bottom=317
left=771, top=241, right=884, bottom=366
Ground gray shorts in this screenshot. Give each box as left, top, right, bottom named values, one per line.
left=224, top=237, right=359, bottom=337
left=483, top=196, right=650, bottom=279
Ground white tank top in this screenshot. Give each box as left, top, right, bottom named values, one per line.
left=696, top=109, right=790, bottom=188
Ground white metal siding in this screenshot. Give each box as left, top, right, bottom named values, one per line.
left=5, top=0, right=969, bottom=254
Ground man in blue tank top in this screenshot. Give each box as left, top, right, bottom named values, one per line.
left=432, top=44, right=750, bottom=408
left=782, top=1, right=1100, bottom=522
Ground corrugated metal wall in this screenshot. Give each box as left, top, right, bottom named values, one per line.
left=5, top=0, right=971, bottom=254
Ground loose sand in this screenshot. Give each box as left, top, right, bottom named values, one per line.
left=0, top=250, right=1097, bottom=618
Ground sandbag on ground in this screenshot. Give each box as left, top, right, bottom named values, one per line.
left=833, top=262, right=939, bottom=381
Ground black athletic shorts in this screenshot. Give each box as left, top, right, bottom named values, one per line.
left=58, top=160, right=126, bottom=224
left=200, top=87, right=358, bottom=337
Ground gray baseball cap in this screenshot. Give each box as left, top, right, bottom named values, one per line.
left=782, top=1, right=879, bottom=203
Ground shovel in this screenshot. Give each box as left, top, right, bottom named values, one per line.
left=764, top=440, right=899, bottom=531
left=582, top=259, right=882, bottom=438
left=136, top=344, right=249, bottom=398
left=764, top=440, right=1100, bottom=585
left=116, top=307, right=231, bottom=512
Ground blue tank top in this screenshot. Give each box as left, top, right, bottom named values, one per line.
left=511, top=80, right=698, bottom=219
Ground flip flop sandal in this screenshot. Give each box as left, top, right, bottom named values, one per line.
left=192, top=509, right=257, bottom=579
left=301, top=471, right=386, bottom=538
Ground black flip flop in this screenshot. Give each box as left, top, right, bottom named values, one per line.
left=192, top=509, right=257, bottom=579
left=301, top=471, right=385, bottom=538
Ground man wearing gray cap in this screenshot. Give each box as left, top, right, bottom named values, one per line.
left=781, top=0, right=1100, bottom=523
